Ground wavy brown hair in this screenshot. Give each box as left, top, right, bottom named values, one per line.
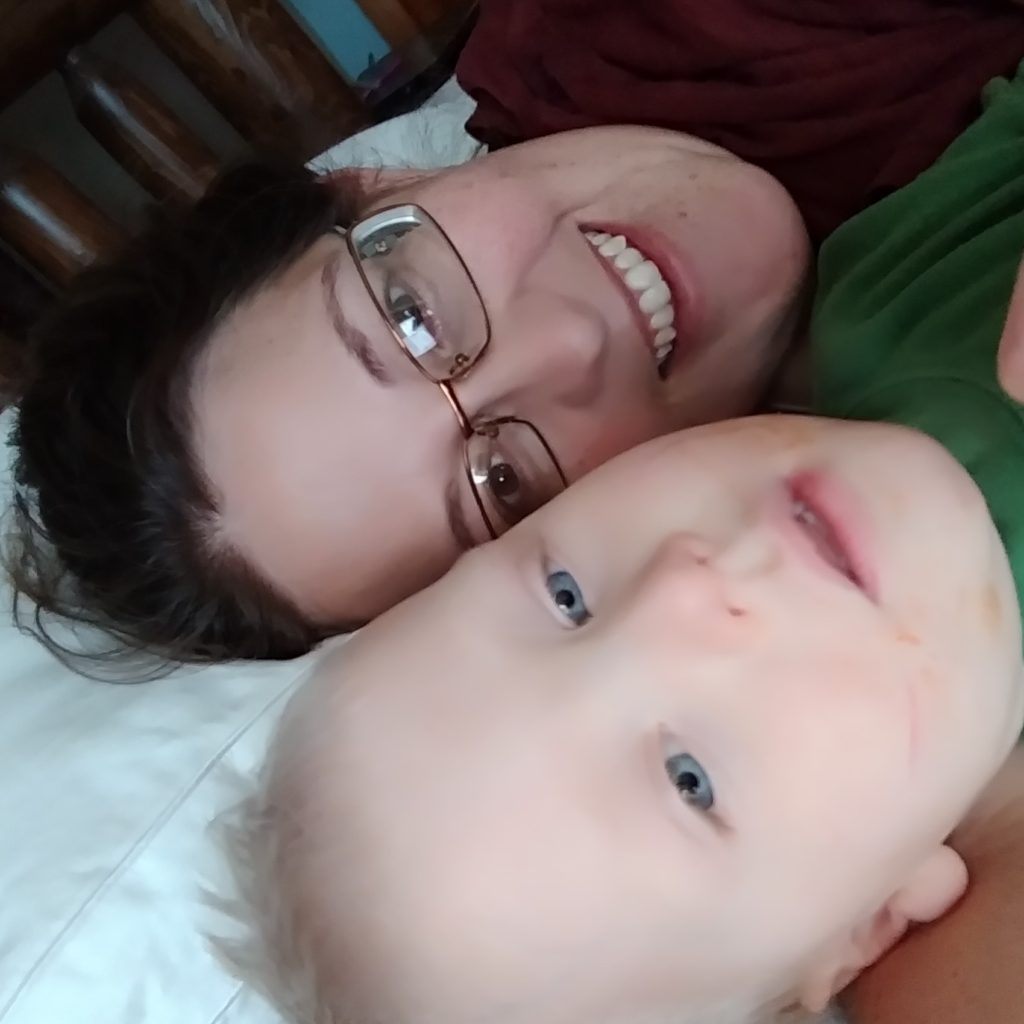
left=6, top=159, right=370, bottom=678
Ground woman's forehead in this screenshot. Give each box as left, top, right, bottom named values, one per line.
left=194, top=279, right=464, bottom=624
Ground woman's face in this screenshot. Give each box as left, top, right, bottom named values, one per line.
left=193, top=126, right=809, bottom=624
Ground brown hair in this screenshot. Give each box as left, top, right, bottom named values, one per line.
left=6, top=159, right=368, bottom=678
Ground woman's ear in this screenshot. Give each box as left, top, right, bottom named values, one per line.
left=797, top=845, right=968, bottom=1013
left=996, top=257, right=1024, bottom=403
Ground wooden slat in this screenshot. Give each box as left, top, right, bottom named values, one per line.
left=0, top=246, right=47, bottom=404
left=352, top=0, right=422, bottom=47
left=0, top=0, right=131, bottom=109
left=401, top=0, right=458, bottom=26
left=353, top=0, right=471, bottom=49
left=61, top=46, right=220, bottom=203
left=0, top=148, right=126, bottom=286
left=0, top=245, right=54, bottom=341
left=0, top=327, right=23, bottom=410
left=136, top=0, right=368, bottom=160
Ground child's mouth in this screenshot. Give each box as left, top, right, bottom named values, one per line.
left=785, top=472, right=876, bottom=601
left=791, top=496, right=857, bottom=584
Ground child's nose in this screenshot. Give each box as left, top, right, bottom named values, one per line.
left=613, top=527, right=784, bottom=638
left=618, top=532, right=738, bottom=631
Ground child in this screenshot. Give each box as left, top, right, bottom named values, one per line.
left=216, top=414, right=1024, bottom=1024
left=216, top=59, right=1024, bottom=1024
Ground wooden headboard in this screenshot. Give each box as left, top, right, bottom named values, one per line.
left=0, top=0, right=475, bottom=397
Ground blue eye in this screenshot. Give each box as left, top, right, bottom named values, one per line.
left=545, top=569, right=591, bottom=626
left=665, top=753, right=714, bottom=811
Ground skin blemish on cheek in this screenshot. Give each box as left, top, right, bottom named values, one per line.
left=979, top=583, right=1004, bottom=635
left=883, top=486, right=910, bottom=518
left=904, top=673, right=926, bottom=769
left=905, top=664, right=943, bottom=770
left=710, top=415, right=812, bottom=453
left=760, top=417, right=818, bottom=450
left=894, top=627, right=921, bottom=646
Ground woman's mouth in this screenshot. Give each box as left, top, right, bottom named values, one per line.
left=582, top=230, right=678, bottom=376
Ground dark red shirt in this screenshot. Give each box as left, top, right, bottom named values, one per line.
left=457, top=0, right=1024, bottom=242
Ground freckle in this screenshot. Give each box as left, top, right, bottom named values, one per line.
left=979, top=584, right=1003, bottom=633
left=887, top=489, right=909, bottom=515
left=758, top=416, right=816, bottom=451
left=895, top=627, right=921, bottom=646
left=727, top=606, right=746, bottom=618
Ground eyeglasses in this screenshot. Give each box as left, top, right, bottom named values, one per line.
left=342, top=204, right=567, bottom=543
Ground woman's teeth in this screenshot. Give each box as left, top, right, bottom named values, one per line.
left=583, top=231, right=677, bottom=372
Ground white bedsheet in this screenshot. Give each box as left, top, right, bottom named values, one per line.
left=0, top=411, right=314, bottom=1024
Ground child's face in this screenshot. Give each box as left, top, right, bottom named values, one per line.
left=292, top=416, right=1023, bottom=1023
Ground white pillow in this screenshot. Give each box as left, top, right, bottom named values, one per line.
left=0, top=408, right=316, bottom=1024
left=308, top=76, right=479, bottom=173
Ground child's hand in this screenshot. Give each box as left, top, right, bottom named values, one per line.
left=997, top=257, right=1024, bottom=402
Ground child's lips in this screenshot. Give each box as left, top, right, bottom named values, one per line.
left=778, top=471, right=878, bottom=602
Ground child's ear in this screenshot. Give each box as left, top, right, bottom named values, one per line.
left=797, top=845, right=967, bottom=1013
left=997, top=258, right=1024, bottom=403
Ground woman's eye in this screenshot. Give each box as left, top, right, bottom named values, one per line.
left=487, top=456, right=541, bottom=523
left=665, top=753, right=714, bottom=811
left=481, top=440, right=549, bottom=526
left=488, top=459, right=523, bottom=505
left=387, top=283, right=442, bottom=359
left=545, top=569, right=591, bottom=627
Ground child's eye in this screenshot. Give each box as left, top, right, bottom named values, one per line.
left=545, top=569, right=591, bottom=627
left=665, top=753, right=714, bottom=811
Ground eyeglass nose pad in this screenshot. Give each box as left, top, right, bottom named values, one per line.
left=437, top=379, right=472, bottom=436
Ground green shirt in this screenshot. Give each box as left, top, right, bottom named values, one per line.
left=812, top=61, right=1024, bottom=634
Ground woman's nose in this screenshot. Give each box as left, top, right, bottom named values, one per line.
left=455, top=303, right=608, bottom=418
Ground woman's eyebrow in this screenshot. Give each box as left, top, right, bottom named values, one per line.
left=321, top=251, right=393, bottom=386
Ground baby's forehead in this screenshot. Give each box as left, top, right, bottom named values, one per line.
left=270, top=647, right=363, bottom=773
left=281, top=632, right=435, bottom=770
left=303, top=635, right=388, bottom=708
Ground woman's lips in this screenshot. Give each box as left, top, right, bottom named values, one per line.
left=612, top=223, right=704, bottom=380
left=584, top=222, right=702, bottom=379
left=779, top=470, right=878, bottom=602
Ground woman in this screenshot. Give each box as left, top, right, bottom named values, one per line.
left=13, top=0, right=1024, bottom=669
left=8, top=127, right=808, bottom=666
